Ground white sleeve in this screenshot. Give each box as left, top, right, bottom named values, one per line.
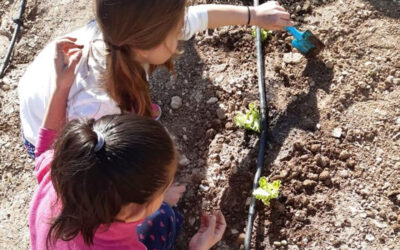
left=181, top=5, right=208, bottom=41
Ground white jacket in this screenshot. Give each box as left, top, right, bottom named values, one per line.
left=18, top=6, right=208, bottom=146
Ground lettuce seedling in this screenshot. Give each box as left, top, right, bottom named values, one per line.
left=252, top=28, right=271, bottom=42
left=234, top=102, right=261, bottom=133
left=253, top=177, right=281, bottom=206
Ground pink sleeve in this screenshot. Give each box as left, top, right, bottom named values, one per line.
left=35, top=127, right=57, bottom=158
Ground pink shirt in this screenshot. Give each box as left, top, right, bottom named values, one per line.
left=29, top=128, right=146, bottom=250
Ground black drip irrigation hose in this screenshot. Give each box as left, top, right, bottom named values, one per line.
left=0, top=0, right=27, bottom=78
left=244, top=0, right=268, bottom=249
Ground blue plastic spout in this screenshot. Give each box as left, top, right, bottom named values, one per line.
left=285, top=26, right=303, bottom=40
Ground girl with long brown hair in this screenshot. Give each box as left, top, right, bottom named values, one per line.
left=19, top=0, right=292, bottom=158
left=30, top=38, right=226, bottom=249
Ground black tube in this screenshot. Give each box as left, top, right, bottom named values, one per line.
left=244, top=0, right=268, bottom=249
left=0, top=0, right=27, bottom=78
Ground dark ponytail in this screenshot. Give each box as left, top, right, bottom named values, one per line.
left=47, top=115, right=176, bottom=247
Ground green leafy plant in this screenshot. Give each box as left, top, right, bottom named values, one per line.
left=234, top=102, right=261, bottom=133
left=252, top=28, right=271, bottom=42
left=253, top=177, right=281, bottom=206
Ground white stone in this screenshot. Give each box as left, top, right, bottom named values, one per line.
left=179, top=155, right=190, bottom=167
left=199, top=184, right=210, bottom=192
left=332, top=127, right=342, bottom=138
left=365, top=234, right=375, bottom=242
left=170, top=96, right=182, bottom=109
left=207, top=97, right=218, bottom=104
left=283, top=52, right=303, bottom=64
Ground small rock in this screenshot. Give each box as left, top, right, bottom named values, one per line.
left=237, top=233, right=246, bottom=244
left=393, top=78, right=400, bottom=85
left=179, top=155, right=190, bottom=167
left=1, top=84, right=10, bottom=91
left=170, top=96, right=182, bottom=109
left=213, top=63, right=227, bottom=73
left=346, top=159, right=356, bottom=169
left=225, top=122, right=234, bottom=130
left=206, top=97, right=218, bottom=104
left=215, top=75, right=224, bottom=84
left=206, top=128, right=216, bottom=139
left=199, top=184, right=210, bottom=192
left=216, top=108, right=226, bottom=120
left=273, top=241, right=282, bottom=247
left=281, top=240, right=288, bottom=246
left=325, top=60, right=334, bottom=69
left=283, top=52, right=303, bottom=64
left=338, top=170, right=349, bottom=178
left=332, top=127, right=342, bottom=138
left=316, top=155, right=330, bottom=167
left=293, top=140, right=305, bottom=151
left=391, top=223, right=400, bottom=232
left=396, top=117, right=400, bottom=125
left=189, top=217, right=196, bottom=226
left=339, top=150, right=350, bottom=161
left=231, top=229, right=239, bottom=235
left=365, top=234, right=375, bottom=242
left=310, top=144, right=321, bottom=153
left=319, top=170, right=330, bottom=181
left=385, top=75, right=394, bottom=84
left=303, top=179, right=317, bottom=188
left=246, top=197, right=251, bottom=206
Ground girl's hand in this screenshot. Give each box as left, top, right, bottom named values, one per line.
left=163, top=183, right=186, bottom=206
left=54, top=37, right=83, bottom=92
left=252, top=1, right=293, bottom=30
left=188, top=211, right=227, bottom=250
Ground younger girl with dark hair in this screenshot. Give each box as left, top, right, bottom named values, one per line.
left=30, top=38, right=226, bottom=250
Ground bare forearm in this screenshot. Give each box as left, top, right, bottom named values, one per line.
left=205, top=5, right=254, bottom=28
left=203, top=2, right=292, bottom=31
left=42, top=88, right=70, bottom=131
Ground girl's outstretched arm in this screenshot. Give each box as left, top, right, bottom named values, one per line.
left=205, top=1, right=293, bottom=30
left=42, top=38, right=83, bottom=132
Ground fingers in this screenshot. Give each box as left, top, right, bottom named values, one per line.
left=205, top=214, right=216, bottom=234
left=214, top=211, right=227, bottom=241
left=67, top=49, right=83, bottom=72
left=199, top=213, right=209, bottom=230
left=56, top=38, right=83, bottom=52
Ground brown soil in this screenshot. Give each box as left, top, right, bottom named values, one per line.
left=1, top=0, right=399, bottom=249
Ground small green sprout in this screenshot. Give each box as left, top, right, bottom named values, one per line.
left=234, top=102, right=261, bottom=133
left=253, top=177, right=281, bottom=206
left=252, top=28, right=271, bottom=42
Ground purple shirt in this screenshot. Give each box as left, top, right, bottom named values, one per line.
left=29, top=128, right=146, bottom=250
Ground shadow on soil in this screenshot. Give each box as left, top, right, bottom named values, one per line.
left=365, top=0, right=400, bottom=19
left=220, top=58, right=334, bottom=249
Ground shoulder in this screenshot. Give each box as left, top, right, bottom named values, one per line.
left=34, top=150, right=54, bottom=185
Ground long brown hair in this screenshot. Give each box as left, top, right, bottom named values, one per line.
left=95, top=0, right=186, bottom=116
left=47, top=115, right=176, bottom=247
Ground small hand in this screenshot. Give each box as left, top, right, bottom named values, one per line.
left=163, top=183, right=186, bottom=206
left=54, top=37, right=83, bottom=91
left=188, top=211, right=227, bottom=250
left=252, top=1, right=293, bottom=30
